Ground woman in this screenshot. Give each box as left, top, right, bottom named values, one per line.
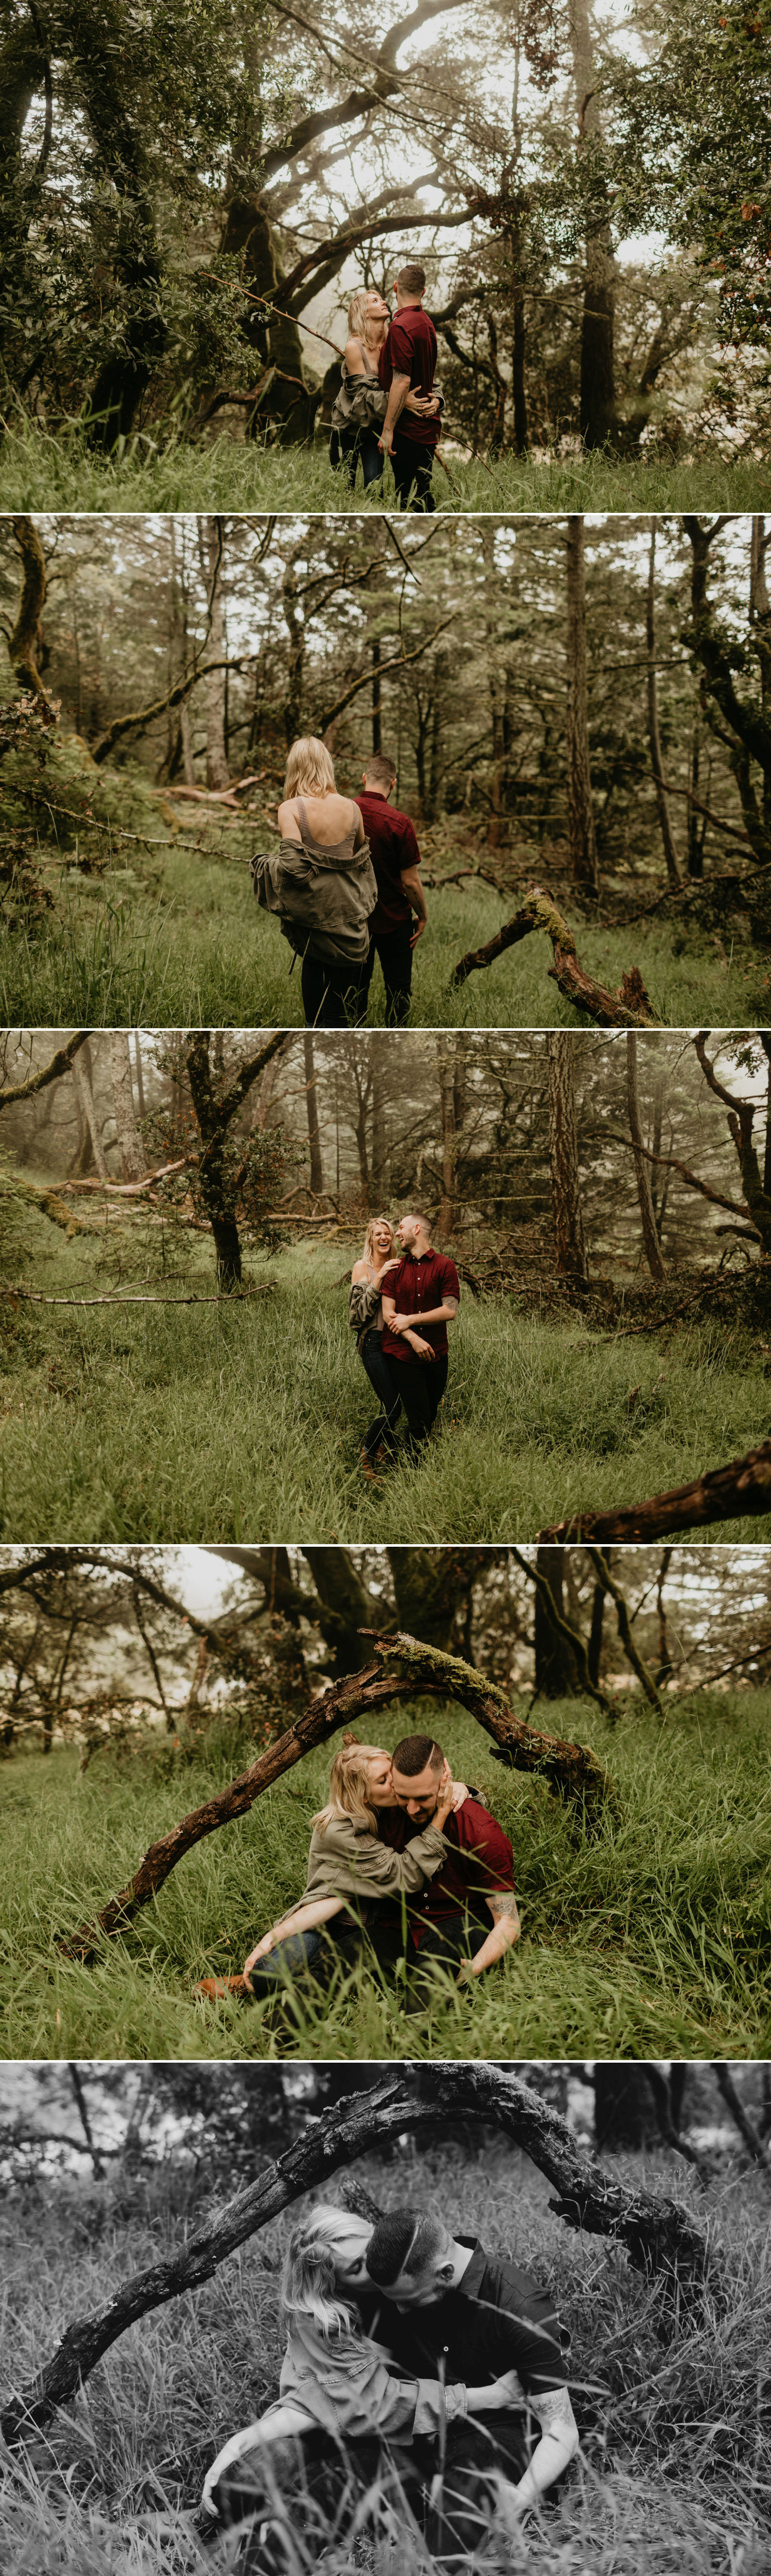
left=350, top=1213, right=413, bottom=1476
left=202, top=2202, right=522, bottom=2551
left=329, top=287, right=442, bottom=493
left=240, top=1737, right=466, bottom=1995
left=251, top=736, right=377, bottom=1026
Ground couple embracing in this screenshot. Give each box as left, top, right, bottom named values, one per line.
left=202, top=2200, right=578, bottom=2571
left=351, top=1208, right=460, bottom=1476
left=252, top=736, right=428, bottom=1027
left=330, top=260, right=442, bottom=512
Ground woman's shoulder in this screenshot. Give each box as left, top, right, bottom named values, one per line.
left=351, top=1258, right=369, bottom=1282
left=313, top=1812, right=372, bottom=1852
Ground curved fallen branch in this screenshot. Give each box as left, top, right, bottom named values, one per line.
left=538, top=1436, right=771, bottom=1542
left=59, top=1634, right=617, bottom=1962
left=0, top=2063, right=709, bottom=2447
left=452, top=882, right=662, bottom=1026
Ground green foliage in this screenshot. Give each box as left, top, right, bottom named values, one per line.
left=0, top=1229, right=767, bottom=1542
left=2, top=1692, right=771, bottom=2063
left=602, top=0, right=771, bottom=351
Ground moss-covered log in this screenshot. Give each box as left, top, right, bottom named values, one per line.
left=452, top=882, right=662, bottom=1025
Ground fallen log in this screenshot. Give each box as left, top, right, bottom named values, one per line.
left=537, top=1435, right=771, bottom=1542
left=0, top=2063, right=709, bottom=2446
left=452, top=882, right=662, bottom=1026
left=58, top=1632, right=617, bottom=1962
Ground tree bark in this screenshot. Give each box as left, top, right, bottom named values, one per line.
left=538, top=1438, right=771, bottom=1542
left=646, top=524, right=682, bottom=889
left=185, top=1031, right=289, bottom=1288
left=547, top=1034, right=589, bottom=1280
left=0, top=2061, right=708, bottom=2448
left=567, top=0, right=616, bottom=448
left=534, top=1547, right=578, bottom=1695
left=626, top=1032, right=667, bottom=1284
left=595, top=2065, right=661, bottom=2151
left=453, top=883, right=660, bottom=1025
left=584, top=1547, right=664, bottom=1713
left=58, top=1628, right=618, bottom=1961
left=8, top=517, right=51, bottom=697
left=108, top=1033, right=143, bottom=1180
left=303, top=1034, right=324, bottom=1196
left=566, top=517, right=600, bottom=892
left=202, top=520, right=230, bottom=790
left=299, top=1548, right=384, bottom=1674
left=436, top=1034, right=468, bottom=1234
left=387, top=1549, right=491, bottom=1655
left=0, top=1032, right=89, bottom=1109
left=72, top=1042, right=109, bottom=1180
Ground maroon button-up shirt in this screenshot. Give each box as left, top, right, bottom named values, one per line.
left=380, top=1248, right=460, bottom=1362
left=354, top=792, right=419, bottom=933
left=377, top=1797, right=514, bottom=1949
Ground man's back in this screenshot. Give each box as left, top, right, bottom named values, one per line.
left=355, top=791, right=419, bottom=932
left=380, top=306, right=438, bottom=444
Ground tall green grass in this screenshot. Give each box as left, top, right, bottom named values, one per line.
left=2, top=2133, right=769, bottom=2572
left=0, top=1229, right=767, bottom=1542
left=1, top=851, right=757, bottom=1030
left=1, top=407, right=769, bottom=514
left=2, top=1692, right=770, bottom=2061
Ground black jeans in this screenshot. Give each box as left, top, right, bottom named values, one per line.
left=206, top=2416, right=531, bottom=2573
left=300, top=950, right=368, bottom=1027
left=391, top=430, right=436, bottom=511
left=361, top=919, right=413, bottom=1024
left=331, top=423, right=383, bottom=491
left=387, top=1351, right=448, bottom=1447
left=359, top=1329, right=402, bottom=1460
left=369, top=1909, right=492, bottom=2004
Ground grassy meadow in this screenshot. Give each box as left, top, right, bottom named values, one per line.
left=3, top=2128, right=768, bottom=2575
left=1, top=407, right=769, bottom=517
left=1, top=836, right=759, bottom=1032
left=1, top=1200, right=769, bottom=1543
left=2, top=1689, right=770, bottom=2063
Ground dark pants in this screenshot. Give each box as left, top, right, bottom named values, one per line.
left=206, top=2416, right=531, bottom=2573
left=391, top=430, right=437, bottom=511
left=246, top=1920, right=364, bottom=2002
left=370, top=1908, right=492, bottom=2004
left=359, top=1328, right=402, bottom=1460
left=300, top=950, right=367, bottom=1027
left=330, top=423, right=383, bottom=491
left=361, top=919, right=414, bottom=1024
left=387, top=1352, right=448, bottom=1448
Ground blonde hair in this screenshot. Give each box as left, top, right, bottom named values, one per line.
left=281, top=2206, right=371, bottom=2348
left=362, top=1214, right=395, bottom=1266
left=284, top=736, right=336, bottom=799
left=347, top=288, right=384, bottom=340
left=312, top=1740, right=388, bottom=1837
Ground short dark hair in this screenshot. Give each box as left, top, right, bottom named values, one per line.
left=397, top=262, right=426, bottom=294
left=364, top=752, right=397, bottom=788
left=391, top=1735, right=444, bottom=1777
left=366, top=2210, right=445, bottom=2285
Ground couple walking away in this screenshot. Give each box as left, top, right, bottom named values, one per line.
left=350, top=1209, right=460, bottom=1476
left=252, top=735, right=428, bottom=1026
left=196, top=1729, right=521, bottom=2006
left=201, top=2201, right=578, bottom=2571
left=329, top=260, right=443, bottom=511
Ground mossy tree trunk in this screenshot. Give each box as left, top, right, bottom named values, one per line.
left=565, top=519, right=600, bottom=892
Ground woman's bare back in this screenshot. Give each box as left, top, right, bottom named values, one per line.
left=279, top=790, right=363, bottom=848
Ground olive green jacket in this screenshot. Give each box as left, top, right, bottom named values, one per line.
left=299, top=1810, right=447, bottom=1917
left=251, top=833, right=377, bottom=965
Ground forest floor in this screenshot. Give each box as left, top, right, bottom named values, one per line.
left=2, top=411, right=769, bottom=515
left=1, top=1201, right=769, bottom=1543
left=2, top=819, right=761, bottom=1031
left=2, top=2135, right=768, bottom=2573
left=2, top=1689, right=770, bottom=2062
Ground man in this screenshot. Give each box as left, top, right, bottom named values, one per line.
left=355, top=752, right=428, bottom=1024
left=378, top=260, right=440, bottom=512
left=362, top=2208, right=579, bottom=2561
left=380, top=1210, right=459, bottom=1452
left=373, top=1731, right=521, bottom=1986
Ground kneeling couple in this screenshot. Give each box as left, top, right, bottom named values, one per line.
left=350, top=1209, right=460, bottom=1475
left=202, top=2201, right=578, bottom=2571
left=198, top=1731, right=520, bottom=2005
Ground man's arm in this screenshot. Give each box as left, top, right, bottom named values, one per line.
left=379, top=370, right=411, bottom=453
left=459, top=1888, right=521, bottom=1978
left=400, top=860, right=428, bottom=943
left=389, top=1298, right=458, bottom=1331
left=510, top=2387, right=579, bottom=2512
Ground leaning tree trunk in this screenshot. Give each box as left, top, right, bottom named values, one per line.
left=108, top=1032, right=143, bottom=1180
left=58, top=1629, right=618, bottom=1962
left=646, top=523, right=682, bottom=889
left=547, top=1032, right=589, bottom=1280
left=626, top=1031, right=667, bottom=1283
left=565, top=520, right=600, bottom=893
left=0, top=2062, right=709, bottom=2448
left=534, top=1547, right=578, bottom=1696
left=537, top=1435, right=771, bottom=1542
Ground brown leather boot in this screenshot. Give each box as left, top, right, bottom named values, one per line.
left=195, top=1974, right=249, bottom=2001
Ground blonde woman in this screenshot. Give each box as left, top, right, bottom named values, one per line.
left=239, top=1737, right=467, bottom=1995
left=329, top=287, right=440, bottom=492
left=202, top=2203, right=523, bottom=2550
left=350, top=1214, right=430, bottom=1475
left=251, top=736, right=377, bottom=1026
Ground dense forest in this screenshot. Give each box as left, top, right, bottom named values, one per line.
left=1, top=0, right=769, bottom=509
left=2, top=513, right=770, bottom=1027
left=3, top=2063, right=770, bottom=2573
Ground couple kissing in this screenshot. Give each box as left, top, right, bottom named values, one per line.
left=329, top=258, right=442, bottom=511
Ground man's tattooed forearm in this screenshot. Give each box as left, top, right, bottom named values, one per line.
left=488, top=1892, right=520, bottom=1918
